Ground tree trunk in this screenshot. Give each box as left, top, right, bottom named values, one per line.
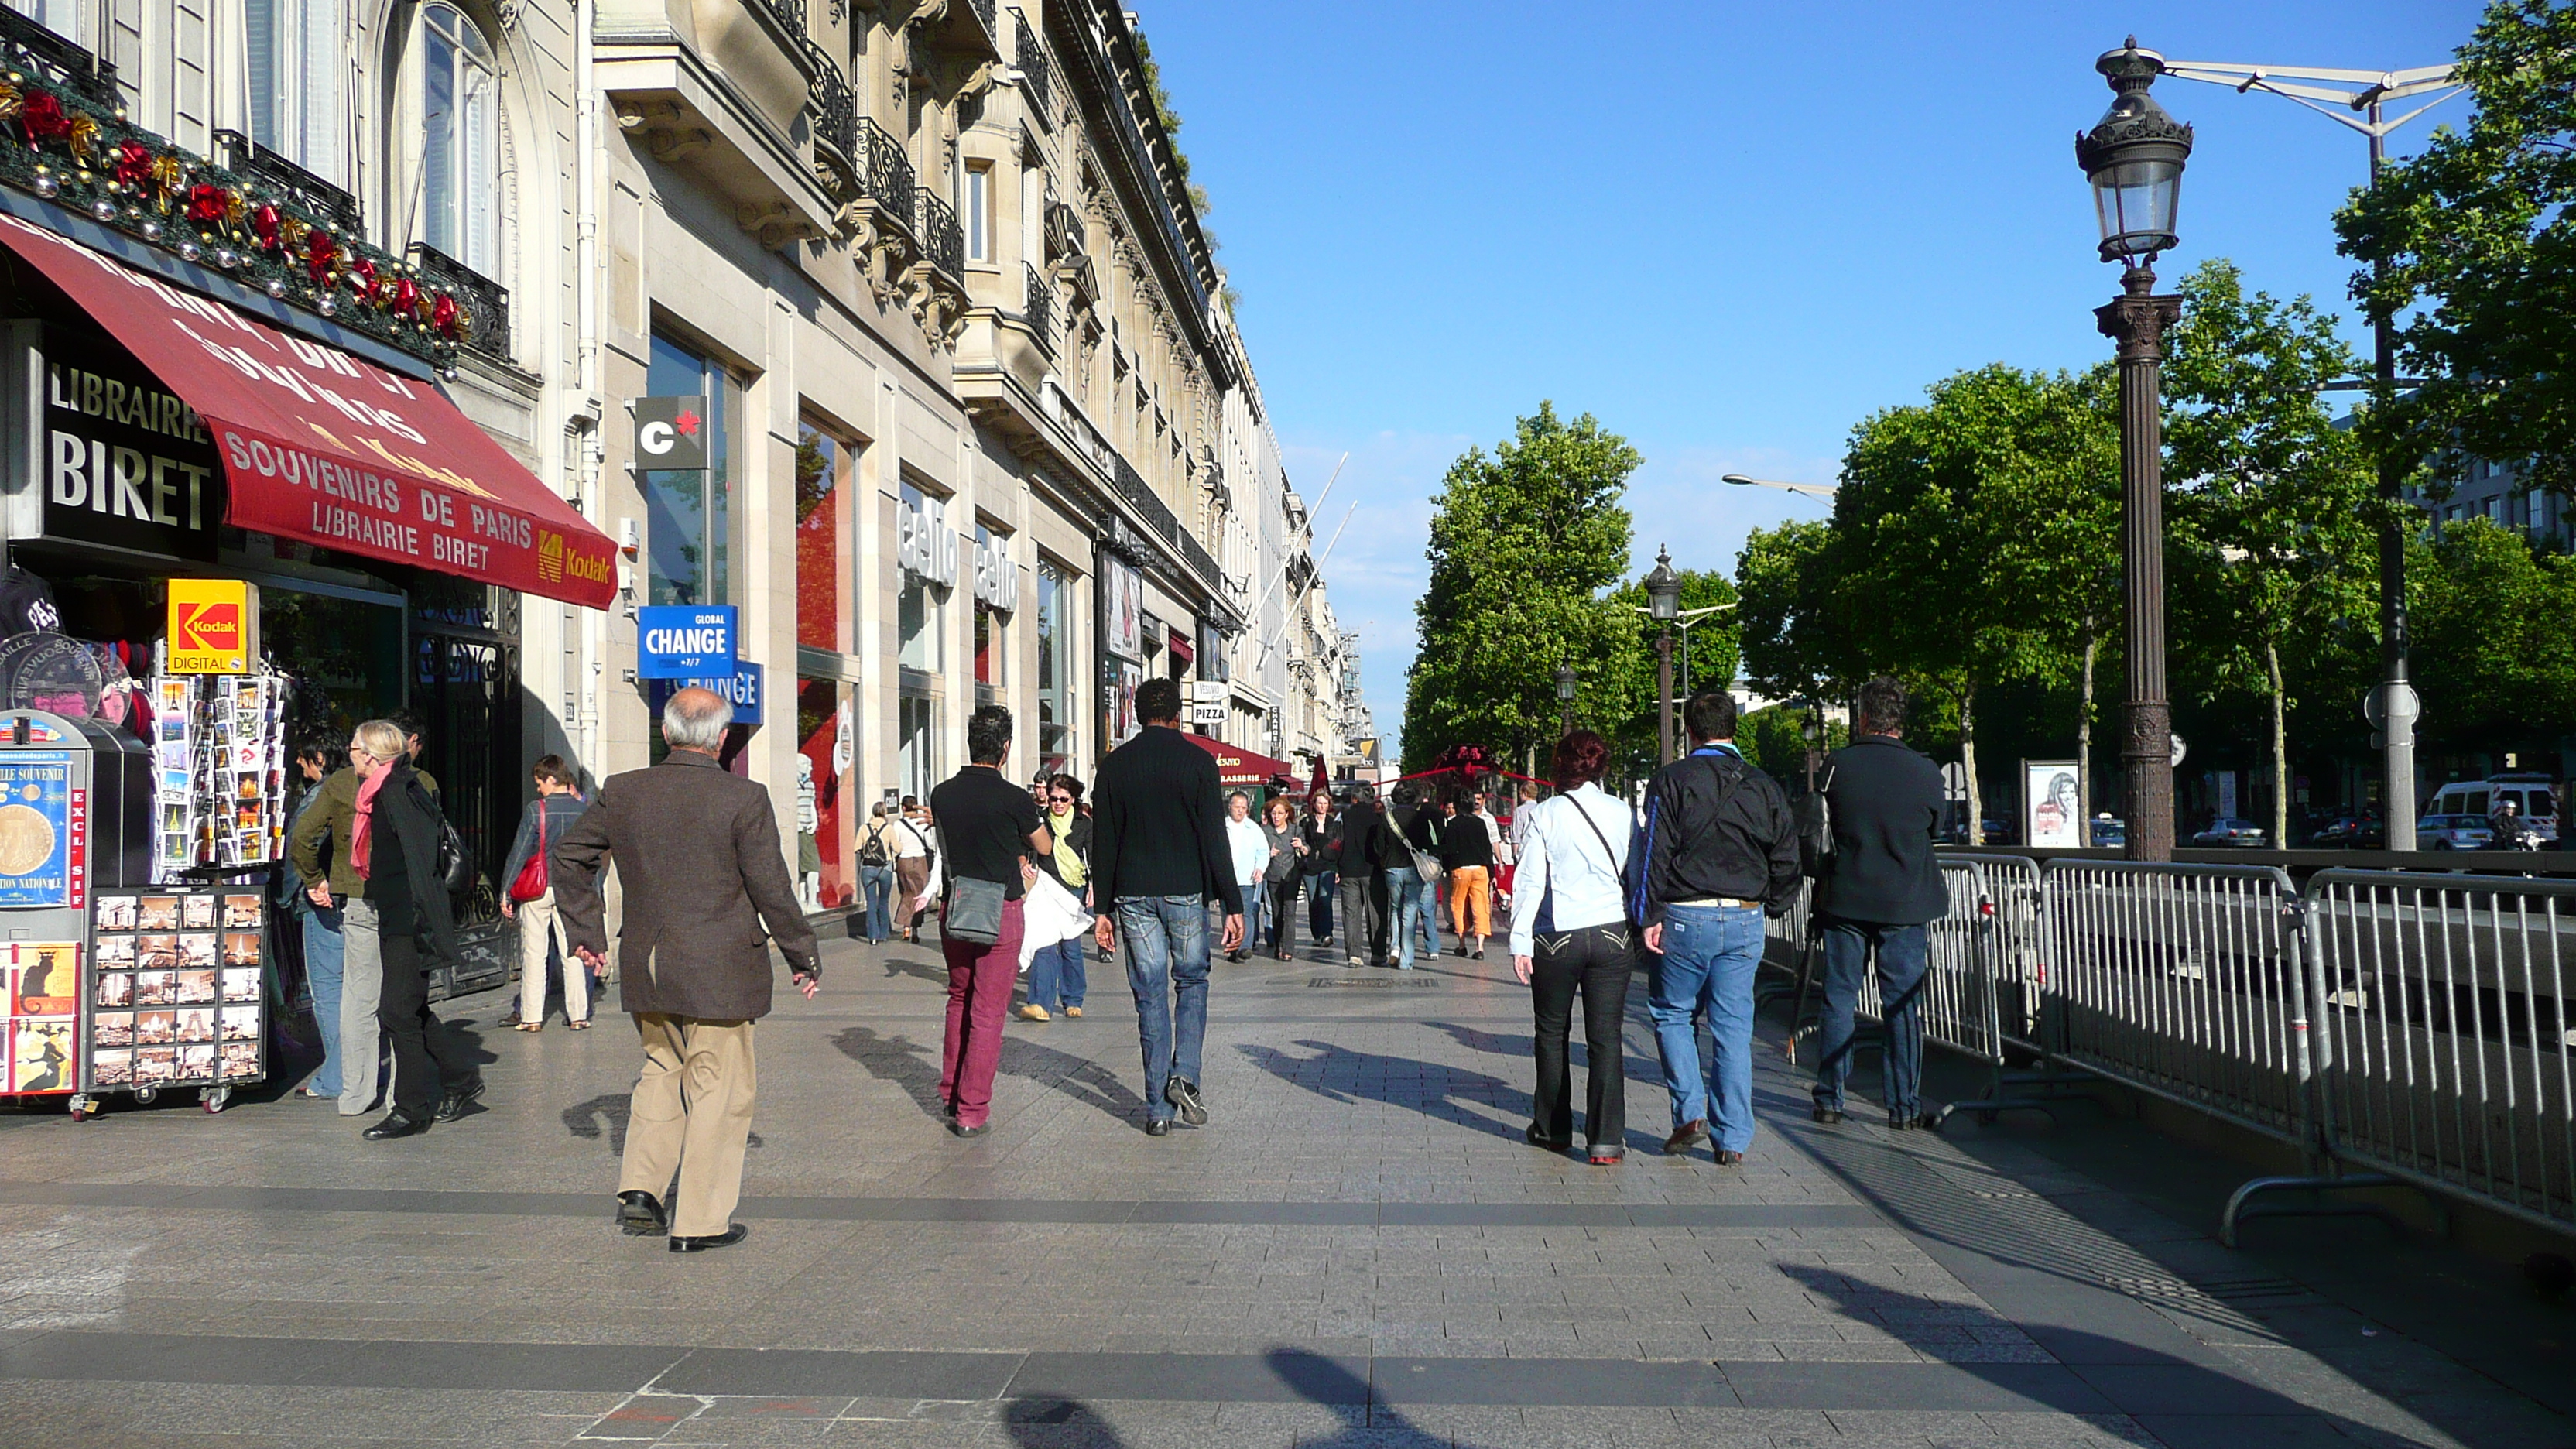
left=2267, top=639, right=2289, bottom=847
left=1961, top=681, right=1982, bottom=847
left=2078, top=618, right=2098, bottom=833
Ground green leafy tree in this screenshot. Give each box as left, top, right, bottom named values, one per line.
left=2337, top=0, right=2576, bottom=497
left=1737, top=519, right=1854, bottom=707
left=1738, top=704, right=1848, bottom=787
left=1601, top=567, right=1740, bottom=772
left=1401, top=404, right=1643, bottom=772
left=2409, top=517, right=2576, bottom=753
left=2165, top=260, right=2386, bottom=844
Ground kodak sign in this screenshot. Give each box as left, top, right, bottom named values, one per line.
left=167, top=579, right=259, bottom=673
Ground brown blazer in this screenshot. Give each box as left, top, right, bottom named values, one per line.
left=550, top=750, right=820, bottom=1020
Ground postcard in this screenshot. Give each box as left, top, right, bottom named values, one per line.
left=91, top=1048, right=132, bottom=1087
left=221, top=934, right=259, bottom=968
left=173, top=1007, right=214, bottom=1043
left=136, top=896, right=180, bottom=931
left=132, top=970, right=175, bottom=1005
left=94, top=934, right=134, bottom=968
left=93, top=972, right=132, bottom=1009
left=89, top=1012, right=132, bottom=1047
left=132, top=1009, right=175, bottom=1045
left=176, top=1043, right=214, bottom=1079
left=96, top=896, right=138, bottom=932
left=215, top=1009, right=255, bottom=1043
left=180, top=896, right=217, bottom=930
left=218, top=1041, right=258, bottom=1079
left=135, top=935, right=176, bottom=971
left=176, top=934, right=218, bottom=970
left=219, top=967, right=259, bottom=1002
left=134, top=1045, right=176, bottom=1084
left=222, top=896, right=261, bottom=930
left=175, top=969, right=217, bottom=1004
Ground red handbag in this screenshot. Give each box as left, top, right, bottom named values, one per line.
left=509, top=807, right=550, bottom=903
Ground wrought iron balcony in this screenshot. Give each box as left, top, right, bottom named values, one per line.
left=0, top=4, right=116, bottom=108
left=807, top=60, right=861, bottom=204
left=919, top=189, right=964, bottom=279
left=214, top=131, right=363, bottom=240
left=1023, top=260, right=1053, bottom=350
left=966, top=0, right=998, bottom=41
left=1014, top=10, right=1054, bottom=115
left=860, top=116, right=915, bottom=224
left=406, top=242, right=511, bottom=360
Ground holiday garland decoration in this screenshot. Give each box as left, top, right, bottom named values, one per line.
left=0, top=63, right=474, bottom=372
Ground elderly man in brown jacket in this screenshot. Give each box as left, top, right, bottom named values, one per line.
left=551, top=686, right=820, bottom=1253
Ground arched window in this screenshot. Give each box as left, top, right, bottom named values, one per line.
left=415, top=3, right=499, bottom=275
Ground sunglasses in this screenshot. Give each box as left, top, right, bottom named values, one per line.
left=1050, top=794, right=1073, bottom=804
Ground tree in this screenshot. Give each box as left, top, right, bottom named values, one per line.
left=1401, top=404, right=1643, bottom=772
left=2164, top=260, right=2386, bottom=844
left=2336, top=0, right=2576, bottom=495
left=1737, top=519, right=1853, bottom=707
left=1601, top=567, right=1741, bottom=772
left=1738, top=704, right=1848, bottom=787
left=2409, top=517, right=2576, bottom=753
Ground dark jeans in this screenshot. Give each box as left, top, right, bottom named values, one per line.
left=1264, top=875, right=1300, bottom=951
left=1813, top=916, right=1931, bottom=1118
left=1305, top=871, right=1336, bottom=942
left=1025, top=935, right=1086, bottom=1012
left=1530, top=923, right=1633, bottom=1153
left=1118, top=894, right=1211, bottom=1124
left=1337, top=870, right=1386, bottom=960
left=376, top=916, right=475, bottom=1122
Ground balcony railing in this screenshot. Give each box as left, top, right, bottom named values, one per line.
left=406, top=242, right=511, bottom=360
left=860, top=117, right=915, bottom=224
left=0, top=4, right=116, bottom=107
left=1023, top=260, right=1053, bottom=350
left=919, top=190, right=964, bottom=279
left=807, top=58, right=860, bottom=202
left=966, top=0, right=997, bottom=41
left=215, top=131, right=363, bottom=240
left=747, top=0, right=807, bottom=49
left=1014, top=10, right=1053, bottom=115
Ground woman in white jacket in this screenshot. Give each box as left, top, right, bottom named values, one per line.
left=1508, top=729, right=1636, bottom=1166
left=1221, top=791, right=1273, bottom=962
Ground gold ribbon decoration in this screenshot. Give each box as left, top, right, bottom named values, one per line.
left=67, top=114, right=97, bottom=165
left=0, top=81, right=22, bottom=123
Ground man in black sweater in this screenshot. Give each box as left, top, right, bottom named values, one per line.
left=1810, top=676, right=1951, bottom=1130
left=1091, top=677, right=1244, bottom=1135
left=1334, top=785, right=1391, bottom=968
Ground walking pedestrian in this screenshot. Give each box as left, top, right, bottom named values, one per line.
left=552, top=687, right=821, bottom=1252
left=288, top=731, right=437, bottom=1120
left=1809, top=677, right=1949, bottom=1131
left=280, top=742, right=342, bottom=1101
left=1023, top=773, right=1092, bottom=1019
left=1438, top=792, right=1495, bottom=958
left=928, top=705, right=1051, bottom=1133
left=1259, top=796, right=1301, bottom=961
left=1089, top=677, right=1242, bottom=1136
left=1296, top=788, right=1338, bottom=954
left=1634, top=690, right=1800, bottom=1164
left=1222, top=790, right=1271, bottom=963
left=892, top=796, right=932, bottom=944
left=1335, top=783, right=1390, bottom=967
left=1509, top=730, right=1636, bottom=1163
left=499, top=755, right=592, bottom=1032
left=1385, top=782, right=1443, bottom=968
left=344, top=719, right=484, bottom=1141
left=857, top=803, right=899, bottom=944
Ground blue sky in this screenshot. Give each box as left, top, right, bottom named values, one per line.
left=1135, top=2, right=2481, bottom=755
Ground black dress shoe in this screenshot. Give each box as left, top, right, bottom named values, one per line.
left=668, top=1224, right=750, bottom=1253
left=615, top=1191, right=667, bottom=1236
left=1143, top=1118, right=1172, bottom=1136
left=1663, top=1119, right=1710, bottom=1156
left=1524, top=1122, right=1572, bottom=1151
left=949, top=1120, right=989, bottom=1137
left=361, top=1114, right=431, bottom=1140
left=434, top=1075, right=486, bottom=1122
left=1813, top=1106, right=1845, bottom=1125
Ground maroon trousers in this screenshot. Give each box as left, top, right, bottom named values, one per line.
left=937, top=896, right=1025, bottom=1129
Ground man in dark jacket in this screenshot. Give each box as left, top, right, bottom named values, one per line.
left=1091, top=677, right=1242, bottom=1135
left=1437, top=793, right=1496, bottom=957
left=1633, top=690, right=1800, bottom=1164
left=1334, top=784, right=1391, bottom=967
left=1811, top=677, right=1950, bottom=1130
left=553, top=687, right=820, bottom=1252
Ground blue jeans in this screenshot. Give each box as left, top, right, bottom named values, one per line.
left=1307, top=871, right=1336, bottom=943
left=1118, top=894, right=1211, bottom=1124
left=1026, top=935, right=1087, bottom=1012
left=1648, top=903, right=1767, bottom=1153
left=301, top=906, right=346, bottom=1098
left=860, top=865, right=895, bottom=942
left=1814, top=918, right=1931, bottom=1118
left=1383, top=865, right=1423, bottom=968
left=1417, top=875, right=1444, bottom=954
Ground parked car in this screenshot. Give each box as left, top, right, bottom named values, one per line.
left=2420, top=814, right=2499, bottom=851
left=2089, top=815, right=2126, bottom=848
left=2191, top=817, right=2268, bottom=848
left=2307, top=815, right=2386, bottom=850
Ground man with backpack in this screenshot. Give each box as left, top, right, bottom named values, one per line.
left=1632, top=690, right=1800, bottom=1163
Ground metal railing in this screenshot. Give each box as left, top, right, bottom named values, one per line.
left=964, top=0, right=998, bottom=43
left=406, top=243, right=511, bottom=360
left=0, top=3, right=118, bottom=107
left=1014, top=9, right=1055, bottom=115
left=216, top=130, right=364, bottom=239
left=918, top=189, right=964, bottom=278
left=1023, top=260, right=1054, bottom=349
left=807, top=55, right=860, bottom=201
left=860, top=118, right=915, bottom=226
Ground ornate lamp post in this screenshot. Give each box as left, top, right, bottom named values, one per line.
left=2078, top=36, right=2191, bottom=862
left=1644, top=546, right=1682, bottom=765
left=1556, top=663, right=1579, bottom=735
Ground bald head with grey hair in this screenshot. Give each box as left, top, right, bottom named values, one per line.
left=662, top=686, right=734, bottom=753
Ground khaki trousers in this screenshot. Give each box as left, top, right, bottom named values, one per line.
left=516, top=889, right=587, bottom=1026
left=619, top=1012, right=757, bottom=1238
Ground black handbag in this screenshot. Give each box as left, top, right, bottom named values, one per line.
left=943, top=875, right=1007, bottom=945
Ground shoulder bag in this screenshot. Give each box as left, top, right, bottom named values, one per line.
left=1797, top=763, right=1838, bottom=879
left=508, top=806, right=550, bottom=903
left=1405, top=812, right=1445, bottom=885
left=944, top=874, right=1007, bottom=945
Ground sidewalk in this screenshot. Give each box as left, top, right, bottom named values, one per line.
left=0, top=927, right=2562, bottom=1447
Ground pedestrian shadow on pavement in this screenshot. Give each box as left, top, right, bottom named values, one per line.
left=877, top=951, right=947, bottom=986
left=1236, top=1038, right=1529, bottom=1143
left=995, top=1033, right=1146, bottom=1122
left=562, top=1092, right=629, bottom=1153
left=830, top=1026, right=946, bottom=1118
left=1262, top=1348, right=1447, bottom=1447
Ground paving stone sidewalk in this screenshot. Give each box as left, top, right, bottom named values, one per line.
left=0, top=924, right=2563, bottom=1447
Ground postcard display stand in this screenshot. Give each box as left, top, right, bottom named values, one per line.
left=0, top=707, right=265, bottom=1119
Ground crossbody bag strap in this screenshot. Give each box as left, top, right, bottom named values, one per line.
left=1569, top=793, right=1624, bottom=878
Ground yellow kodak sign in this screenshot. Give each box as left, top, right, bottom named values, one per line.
left=166, top=579, right=259, bottom=673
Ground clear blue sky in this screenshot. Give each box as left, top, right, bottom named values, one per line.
left=1134, top=2, right=2480, bottom=756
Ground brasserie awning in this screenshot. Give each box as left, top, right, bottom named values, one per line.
left=1183, top=731, right=1296, bottom=788
left=0, top=212, right=617, bottom=609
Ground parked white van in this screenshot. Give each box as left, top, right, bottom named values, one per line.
left=2423, top=774, right=2559, bottom=844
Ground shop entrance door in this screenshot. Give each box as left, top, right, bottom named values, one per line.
left=410, top=581, right=521, bottom=924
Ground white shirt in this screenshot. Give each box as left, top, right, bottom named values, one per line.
left=891, top=817, right=928, bottom=860
left=1507, top=783, right=1632, bottom=957
left=1225, top=814, right=1270, bottom=883
left=1476, top=808, right=1512, bottom=865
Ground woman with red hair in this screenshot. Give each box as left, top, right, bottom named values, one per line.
left=1506, top=729, right=1636, bottom=1164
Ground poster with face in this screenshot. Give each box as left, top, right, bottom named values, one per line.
left=2023, top=761, right=2083, bottom=850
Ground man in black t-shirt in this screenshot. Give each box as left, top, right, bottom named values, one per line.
left=926, top=706, right=1052, bottom=1136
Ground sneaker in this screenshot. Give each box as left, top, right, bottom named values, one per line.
left=1016, top=1004, right=1050, bottom=1022
left=1812, top=1106, right=1845, bottom=1125
left=1166, top=1077, right=1209, bottom=1126
left=1347, top=954, right=1365, bottom=968
left=1143, top=1118, right=1173, bottom=1137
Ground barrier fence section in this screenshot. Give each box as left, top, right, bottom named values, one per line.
left=1774, top=861, right=2012, bottom=1103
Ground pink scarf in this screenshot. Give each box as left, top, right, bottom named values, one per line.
left=349, top=766, right=391, bottom=879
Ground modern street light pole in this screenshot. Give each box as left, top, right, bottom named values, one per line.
left=2156, top=60, right=2460, bottom=850
left=1644, top=546, right=1682, bottom=766
left=2078, top=37, right=2192, bottom=864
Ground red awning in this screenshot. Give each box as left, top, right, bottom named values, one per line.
left=1182, top=731, right=1294, bottom=788
left=0, top=214, right=617, bottom=609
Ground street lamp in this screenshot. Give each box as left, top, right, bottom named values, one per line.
left=1644, top=546, right=1682, bottom=765
left=1721, top=473, right=1839, bottom=500
left=1555, top=663, right=1578, bottom=735
left=2079, top=36, right=2191, bottom=863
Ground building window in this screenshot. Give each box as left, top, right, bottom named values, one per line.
left=417, top=2, right=501, bottom=274
left=897, top=480, right=944, bottom=672
left=964, top=163, right=992, bottom=263
left=795, top=679, right=849, bottom=909
left=10, top=0, right=89, bottom=47
left=642, top=333, right=737, bottom=607
left=899, top=695, right=940, bottom=802
left=248, top=0, right=344, bottom=182
left=794, top=423, right=847, bottom=653
left=1036, top=561, right=1073, bottom=773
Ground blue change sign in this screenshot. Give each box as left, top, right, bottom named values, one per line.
left=637, top=605, right=737, bottom=679
left=650, top=663, right=764, bottom=728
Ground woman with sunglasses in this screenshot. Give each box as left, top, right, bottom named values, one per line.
left=1021, top=773, right=1093, bottom=1020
